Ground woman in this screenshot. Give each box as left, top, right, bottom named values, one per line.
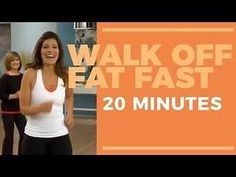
left=20, top=31, right=74, bottom=155
left=0, top=51, right=26, bottom=155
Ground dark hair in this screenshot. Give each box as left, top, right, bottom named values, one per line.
left=26, top=31, right=68, bottom=86
left=4, top=51, right=22, bottom=71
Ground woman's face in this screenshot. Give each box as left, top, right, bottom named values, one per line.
left=41, top=38, right=59, bottom=66
left=10, top=57, right=20, bottom=70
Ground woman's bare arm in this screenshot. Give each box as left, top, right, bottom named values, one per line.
left=19, top=69, right=52, bottom=116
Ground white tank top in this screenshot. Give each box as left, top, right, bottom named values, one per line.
left=25, top=69, right=68, bottom=138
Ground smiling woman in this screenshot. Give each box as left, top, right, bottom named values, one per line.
left=0, top=51, right=26, bottom=155
left=20, top=31, right=75, bottom=155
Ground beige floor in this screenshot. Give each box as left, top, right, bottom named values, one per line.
left=0, top=117, right=96, bottom=155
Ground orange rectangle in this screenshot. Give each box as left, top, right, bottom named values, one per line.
left=96, top=22, right=236, bottom=154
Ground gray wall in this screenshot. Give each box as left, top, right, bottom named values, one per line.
left=11, top=22, right=57, bottom=55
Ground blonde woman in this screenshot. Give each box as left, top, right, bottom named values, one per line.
left=0, top=51, right=26, bottom=155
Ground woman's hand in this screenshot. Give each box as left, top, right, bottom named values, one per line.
left=65, top=115, right=75, bottom=129
left=40, top=101, right=53, bottom=113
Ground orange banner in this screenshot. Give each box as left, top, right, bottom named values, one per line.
left=96, top=22, right=236, bottom=154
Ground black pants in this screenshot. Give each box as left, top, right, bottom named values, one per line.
left=22, top=134, right=73, bottom=155
left=1, top=114, right=26, bottom=155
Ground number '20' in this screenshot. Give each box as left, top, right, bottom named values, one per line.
left=103, top=97, right=125, bottom=111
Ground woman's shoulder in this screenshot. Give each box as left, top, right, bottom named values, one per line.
left=24, top=68, right=37, bottom=75
left=23, top=68, right=37, bottom=80
left=18, top=72, right=24, bottom=77
left=0, top=72, right=8, bottom=80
